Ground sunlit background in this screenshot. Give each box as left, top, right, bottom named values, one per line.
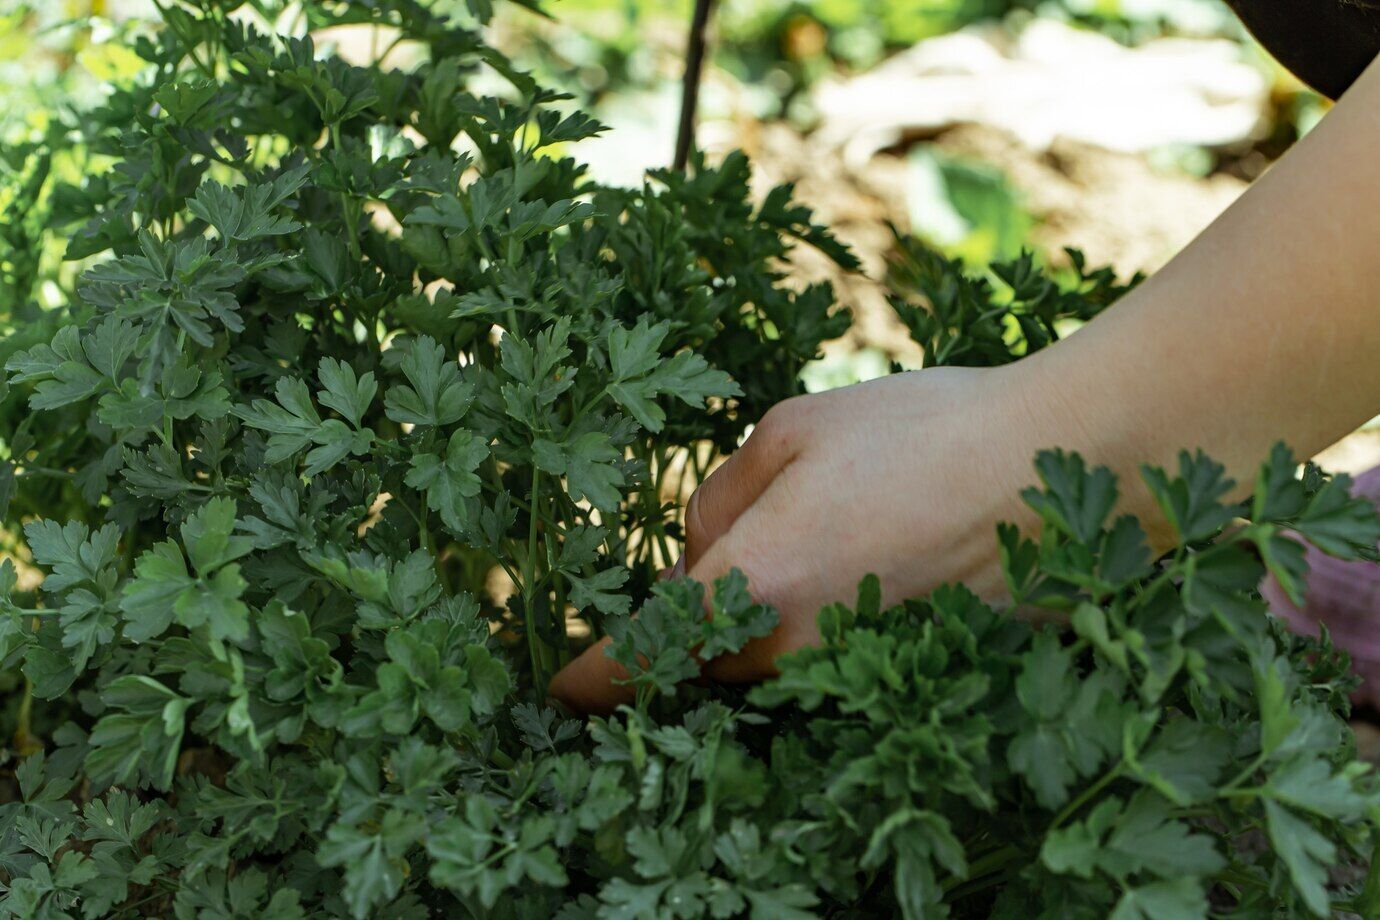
left=0, top=0, right=1327, bottom=352
left=3, top=0, right=1365, bottom=459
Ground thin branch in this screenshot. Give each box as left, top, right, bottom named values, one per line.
left=673, top=0, right=717, bottom=172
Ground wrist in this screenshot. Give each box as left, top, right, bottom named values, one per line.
left=1001, top=335, right=1177, bottom=548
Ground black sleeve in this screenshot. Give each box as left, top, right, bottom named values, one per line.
left=1224, top=0, right=1380, bottom=99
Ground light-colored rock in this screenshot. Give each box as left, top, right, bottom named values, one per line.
left=813, top=19, right=1270, bottom=166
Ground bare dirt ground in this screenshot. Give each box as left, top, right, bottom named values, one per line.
left=733, top=119, right=1380, bottom=473
left=726, top=120, right=1251, bottom=360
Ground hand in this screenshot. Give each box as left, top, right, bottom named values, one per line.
left=549, top=363, right=1066, bottom=713
left=551, top=54, right=1380, bottom=714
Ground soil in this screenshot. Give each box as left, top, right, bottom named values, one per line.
left=718, top=119, right=1251, bottom=364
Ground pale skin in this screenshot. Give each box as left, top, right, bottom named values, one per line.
left=548, top=54, right=1380, bottom=714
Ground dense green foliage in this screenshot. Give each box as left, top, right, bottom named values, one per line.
left=2, top=2, right=1380, bottom=918
left=886, top=235, right=1141, bottom=368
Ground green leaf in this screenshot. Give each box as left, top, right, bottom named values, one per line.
left=7, top=326, right=105, bottom=410
left=56, top=588, right=116, bottom=672
left=235, top=376, right=372, bottom=476
left=1141, top=451, right=1236, bottom=544
left=1252, top=652, right=1330, bottom=760
left=1041, top=799, right=1118, bottom=879
left=1014, top=632, right=1076, bottom=720
left=1264, top=756, right=1368, bottom=820
left=1070, top=603, right=1128, bottom=671
left=318, top=819, right=413, bottom=918
left=1254, top=442, right=1308, bottom=521
left=532, top=432, right=625, bottom=512
left=120, top=498, right=251, bottom=641
left=152, top=78, right=221, bottom=125
left=1108, top=878, right=1209, bottom=920
left=1264, top=800, right=1335, bottom=916
left=1008, top=725, right=1076, bottom=810
left=1098, top=516, right=1152, bottom=587
left=182, top=496, right=252, bottom=575
left=699, top=568, right=777, bottom=660
left=81, top=792, right=164, bottom=848
left=567, top=566, right=631, bottom=617
left=1182, top=544, right=1265, bottom=622
left=1129, top=719, right=1230, bottom=806
left=405, top=430, right=488, bottom=531
left=317, top=358, right=377, bottom=429
left=23, top=646, right=76, bottom=699
left=606, top=319, right=739, bottom=432
left=24, top=519, right=121, bottom=595
left=82, top=316, right=141, bottom=383
left=1295, top=472, right=1380, bottom=558
left=1104, top=792, right=1223, bottom=878
left=1257, top=529, right=1310, bottom=605
left=1022, top=450, right=1118, bottom=543
left=187, top=164, right=309, bottom=242
left=384, top=336, right=473, bottom=427
left=85, top=676, right=188, bottom=791
left=118, top=543, right=188, bottom=642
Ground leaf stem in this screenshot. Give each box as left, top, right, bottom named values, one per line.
left=1050, top=761, right=1123, bottom=830
left=941, top=846, right=1025, bottom=902
left=523, top=467, right=556, bottom=692
left=1222, top=752, right=1268, bottom=792
left=330, top=126, right=364, bottom=261
left=13, top=677, right=40, bottom=756
left=673, top=0, right=717, bottom=171
left=149, top=0, right=216, bottom=79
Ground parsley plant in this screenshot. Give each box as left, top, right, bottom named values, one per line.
left=1, top=2, right=1378, bottom=918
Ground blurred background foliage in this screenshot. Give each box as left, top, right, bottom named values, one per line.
left=0, top=0, right=1333, bottom=377
left=502, top=0, right=1250, bottom=114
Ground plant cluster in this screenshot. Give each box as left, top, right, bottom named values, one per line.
left=886, top=235, right=1140, bottom=369
left=1, top=2, right=1378, bottom=918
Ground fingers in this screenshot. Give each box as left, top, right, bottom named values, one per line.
left=547, top=636, right=633, bottom=715
left=683, top=400, right=802, bottom=568
left=551, top=399, right=810, bottom=715
left=547, top=559, right=691, bottom=714
left=690, top=507, right=806, bottom=683
left=550, top=498, right=795, bottom=714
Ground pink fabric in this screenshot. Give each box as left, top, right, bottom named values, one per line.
left=1261, top=466, right=1380, bottom=707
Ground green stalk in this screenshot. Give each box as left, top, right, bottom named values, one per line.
left=1221, top=752, right=1268, bottom=793
left=524, top=468, right=557, bottom=692
left=330, top=126, right=364, bottom=261
left=13, top=677, right=40, bottom=755
left=552, top=573, right=571, bottom=669
left=1050, top=761, right=1123, bottom=830
left=149, top=0, right=216, bottom=79
left=940, top=845, right=1025, bottom=902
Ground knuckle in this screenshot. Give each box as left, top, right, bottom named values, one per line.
left=684, top=488, right=708, bottom=542
left=753, top=396, right=809, bottom=452
left=701, top=536, right=782, bottom=607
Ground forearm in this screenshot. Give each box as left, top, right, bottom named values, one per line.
left=1019, top=55, right=1380, bottom=524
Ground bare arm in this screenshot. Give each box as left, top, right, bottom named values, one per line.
left=1032, top=54, right=1380, bottom=529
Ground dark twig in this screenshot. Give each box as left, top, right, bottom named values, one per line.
left=673, top=0, right=717, bottom=171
